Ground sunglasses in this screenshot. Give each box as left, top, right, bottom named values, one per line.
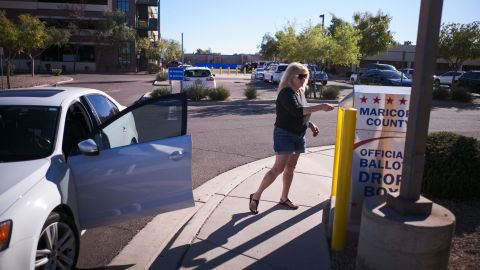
left=296, top=74, right=308, bottom=80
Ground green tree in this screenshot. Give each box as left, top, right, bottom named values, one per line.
left=0, top=11, right=21, bottom=89
left=275, top=23, right=300, bottom=62
left=438, top=21, right=480, bottom=82
left=297, top=24, right=333, bottom=64
left=327, top=14, right=349, bottom=37
left=138, top=38, right=182, bottom=63
left=96, top=10, right=136, bottom=70
left=329, top=23, right=361, bottom=66
left=353, top=11, right=396, bottom=57
left=17, top=14, right=48, bottom=78
left=195, top=48, right=212, bottom=54
left=259, top=33, right=279, bottom=60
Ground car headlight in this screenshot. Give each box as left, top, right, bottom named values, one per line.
left=0, top=220, right=12, bottom=252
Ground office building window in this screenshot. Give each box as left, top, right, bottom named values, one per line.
left=118, top=42, right=131, bottom=65
left=117, top=0, right=130, bottom=25
left=117, top=0, right=129, bottom=12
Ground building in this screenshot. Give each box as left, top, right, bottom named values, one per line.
left=0, top=0, right=158, bottom=73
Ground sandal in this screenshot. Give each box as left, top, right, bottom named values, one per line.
left=249, top=193, right=259, bottom=214
left=279, top=198, right=299, bottom=210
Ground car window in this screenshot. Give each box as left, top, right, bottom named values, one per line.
left=0, top=106, right=59, bottom=162
left=63, top=102, right=92, bottom=157
left=84, top=94, right=120, bottom=124
left=277, top=65, right=287, bottom=72
left=184, top=69, right=211, bottom=78
left=93, top=94, right=187, bottom=150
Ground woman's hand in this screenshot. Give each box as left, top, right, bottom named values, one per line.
left=321, top=104, right=335, bottom=111
left=309, top=122, right=319, bottom=137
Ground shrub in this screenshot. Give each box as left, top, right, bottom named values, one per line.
left=208, top=86, right=230, bottom=101
left=150, top=87, right=170, bottom=98
left=51, top=68, right=62, bottom=76
left=148, top=63, right=161, bottom=74
left=432, top=87, right=450, bottom=100
left=321, top=86, right=339, bottom=100
left=156, top=71, right=168, bottom=81
left=451, top=86, right=472, bottom=102
left=422, top=132, right=480, bottom=200
left=244, top=84, right=257, bottom=99
left=186, top=85, right=208, bottom=101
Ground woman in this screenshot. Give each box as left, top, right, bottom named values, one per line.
left=249, top=62, right=334, bottom=214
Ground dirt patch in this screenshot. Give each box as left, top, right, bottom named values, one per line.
left=330, top=199, right=480, bottom=270
left=1, top=74, right=72, bottom=89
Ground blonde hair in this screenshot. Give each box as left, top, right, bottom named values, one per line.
left=278, top=62, right=309, bottom=92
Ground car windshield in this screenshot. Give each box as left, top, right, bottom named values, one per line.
left=0, top=106, right=60, bottom=162
left=184, top=69, right=211, bottom=78
left=256, top=68, right=264, bottom=72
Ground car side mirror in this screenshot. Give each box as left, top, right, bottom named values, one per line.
left=78, top=139, right=99, bottom=156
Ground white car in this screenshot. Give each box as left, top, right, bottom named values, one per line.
left=0, top=87, right=193, bottom=269
left=251, top=68, right=265, bottom=80
left=264, top=64, right=287, bottom=84
left=433, top=71, right=465, bottom=86
left=181, top=67, right=216, bottom=91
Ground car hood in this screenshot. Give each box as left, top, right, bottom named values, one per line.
left=388, top=78, right=412, bottom=86
left=0, top=159, right=50, bottom=215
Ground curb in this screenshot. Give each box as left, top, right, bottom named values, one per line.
left=108, top=146, right=334, bottom=269
left=33, top=77, right=74, bottom=88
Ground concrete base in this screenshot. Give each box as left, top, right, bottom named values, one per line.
left=356, top=197, right=455, bottom=270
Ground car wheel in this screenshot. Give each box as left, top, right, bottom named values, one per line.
left=322, top=80, right=327, bottom=86
left=434, top=79, right=440, bottom=87
left=35, top=212, right=79, bottom=269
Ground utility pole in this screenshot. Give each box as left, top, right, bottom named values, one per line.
left=181, top=32, right=184, bottom=63
left=319, top=14, right=324, bottom=29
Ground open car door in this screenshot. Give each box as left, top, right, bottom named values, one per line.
left=68, top=93, right=193, bottom=229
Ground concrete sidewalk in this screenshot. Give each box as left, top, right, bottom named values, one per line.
left=109, top=146, right=335, bottom=270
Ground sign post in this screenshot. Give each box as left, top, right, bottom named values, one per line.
left=168, top=67, right=185, bottom=93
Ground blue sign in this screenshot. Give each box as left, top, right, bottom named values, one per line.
left=168, top=67, right=184, bottom=81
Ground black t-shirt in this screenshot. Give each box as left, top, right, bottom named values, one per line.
left=275, top=87, right=310, bottom=135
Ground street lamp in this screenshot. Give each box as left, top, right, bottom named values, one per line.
left=319, top=14, right=324, bottom=29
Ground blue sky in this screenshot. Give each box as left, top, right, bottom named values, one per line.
left=160, top=0, right=479, bottom=54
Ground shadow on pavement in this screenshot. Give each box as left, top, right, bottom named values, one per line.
left=161, top=200, right=330, bottom=270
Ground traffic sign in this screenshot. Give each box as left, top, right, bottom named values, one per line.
left=168, top=67, right=184, bottom=81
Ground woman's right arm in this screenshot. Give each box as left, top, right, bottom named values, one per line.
left=303, top=103, right=335, bottom=115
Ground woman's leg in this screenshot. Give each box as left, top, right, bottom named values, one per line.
left=252, top=154, right=289, bottom=200
left=280, top=153, right=300, bottom=202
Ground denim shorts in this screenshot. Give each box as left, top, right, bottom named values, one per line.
left=273, top=127, right=306, bottom=154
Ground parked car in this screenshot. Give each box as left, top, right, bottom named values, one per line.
left=366, top=63, right=397, bottom=71
left=358, top=69, right=412, bottom=86
left=251, top=67, right=265, bottom=80
left=0, top=87, right=193, bottom=269
left=399, top=68, right=414, bottom=79
left=457, top=70, right=480, bottom=93
left=166, top=60, right=183, bottom=68
left=350, top=64, right=397, bottom=83
left=263, top=64, right=287, bottom=84
left=305, top=64, right=328, bottom=85
left=433, top=71, right=466, bottom=86
left=272, top=64, right=288, bottom=83
left=181, top=67, right=216, bottom=91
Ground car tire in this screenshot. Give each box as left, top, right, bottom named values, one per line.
left=35, top=211, right=79, bottom=269
left=322, top=80, right=327, bottom=86
left=434, top=79, right=440, bottom=87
